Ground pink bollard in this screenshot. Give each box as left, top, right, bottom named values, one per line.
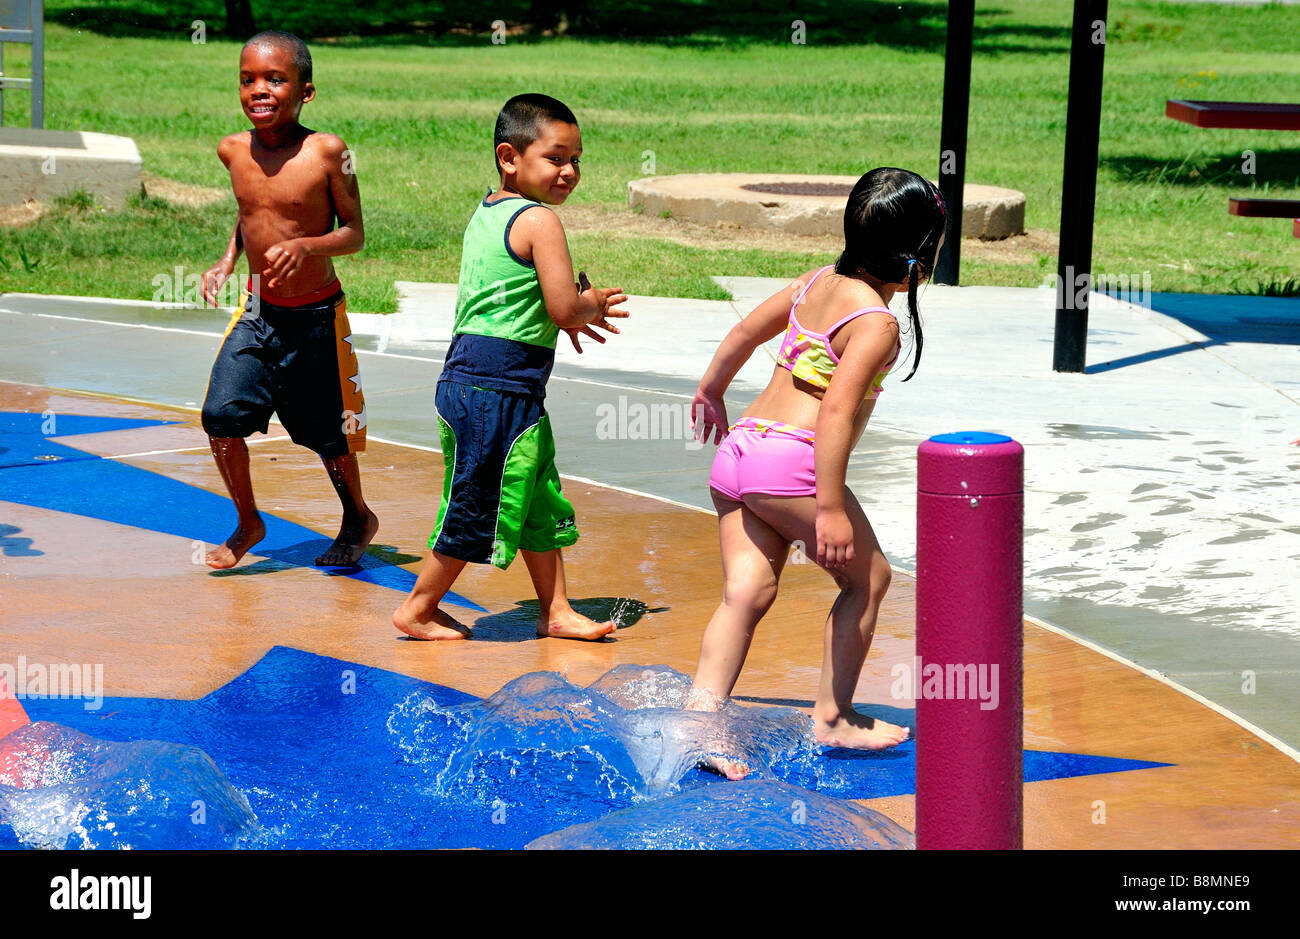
left=915, top=431, right=1023, bottom=850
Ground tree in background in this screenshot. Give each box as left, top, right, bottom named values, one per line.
left=225, top=0, right=255, bottom=37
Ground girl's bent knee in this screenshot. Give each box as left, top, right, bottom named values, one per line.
left=838, top=562, right=890, bottom=606
left=874, top=563, right=892, bottom=597
left=723, top=579, right=778, bottom=617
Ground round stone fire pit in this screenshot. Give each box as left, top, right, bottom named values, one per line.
left=627, top=173, right=1025, bottom=240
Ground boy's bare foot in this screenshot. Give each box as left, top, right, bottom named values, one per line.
left=205, top=518, right=266, bottom=569
left=316, top=509, right=379, bottom=567
left=813, top=710, right=910, bottom=751
left=536, top=608, right=616, bottom=641
left=392, top=602, right=472, bottom=641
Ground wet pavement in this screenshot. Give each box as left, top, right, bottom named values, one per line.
left=2, top=280, right=1298, bottom=750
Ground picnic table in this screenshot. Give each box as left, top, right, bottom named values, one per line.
left=1166, top=99, right=1300, bottom=131
left=1166, top=99, right=1300, bottom=236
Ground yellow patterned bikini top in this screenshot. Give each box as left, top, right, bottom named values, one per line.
left=776, top=265, right=901, bottom=399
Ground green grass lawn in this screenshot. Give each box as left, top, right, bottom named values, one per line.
left=2, top=1, right=1299, bottom=311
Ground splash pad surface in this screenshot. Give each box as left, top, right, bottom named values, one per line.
left=1, top=379, right=1298, bottom=849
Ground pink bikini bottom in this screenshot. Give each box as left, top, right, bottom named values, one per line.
left=708, top=418, right=817, bottom=500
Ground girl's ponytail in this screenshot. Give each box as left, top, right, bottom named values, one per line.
left=900, top=258, right=924, bottom=382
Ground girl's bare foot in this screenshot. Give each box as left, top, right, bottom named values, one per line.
left=700, top=750, right=750, bottom=780
left=683, top=690, right=750, bottom=778
left=393, top=602, right=472, bottom=641
left=684, top=687, right=724, bottom=711
left=814, top=709, right=910, bottom=750
left=536, top=608, right=616, bottom=641
left=205, top=518, right=266, bottom=570
left=317, top=509, right=379, bottom=567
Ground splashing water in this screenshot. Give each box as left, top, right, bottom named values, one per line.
left=390, top=664, right=821, bottom=800
left=386, top=663, right=912, bottom=847
left=5, top=655, right=915, bottom=848
left=527, top=779, right=914, bottom=849
left=0, top=722, right=260, bottom=849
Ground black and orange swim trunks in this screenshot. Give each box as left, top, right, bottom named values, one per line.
left=201, top=278, right=367, bottom=457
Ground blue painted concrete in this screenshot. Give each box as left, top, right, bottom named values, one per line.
left=0, top=410, right=482, bottom=609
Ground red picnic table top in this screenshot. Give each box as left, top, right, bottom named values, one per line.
left=1229, top=197, right=1300, bottom=218
left=1166, top=99, right=1300, bottom=131
left=1168, top=100, right=1300, bottom=235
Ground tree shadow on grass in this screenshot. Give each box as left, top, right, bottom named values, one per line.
left=50, top=2, right=512, bottom=44
left=52, top=4, right=188, bottom=37
left=49, top=0, right=1070, bottom=52
left=1101, top=150, right=1300, bottom=190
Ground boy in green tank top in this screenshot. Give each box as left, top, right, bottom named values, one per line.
left=393, top=94, right=628, bottom=641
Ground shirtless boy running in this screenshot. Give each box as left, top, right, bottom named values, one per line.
left=200, top=31, right=378, bottom=569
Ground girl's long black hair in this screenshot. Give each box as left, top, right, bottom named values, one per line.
left=833, top=168, right=947, bottom=381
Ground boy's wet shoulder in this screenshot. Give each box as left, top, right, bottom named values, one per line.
left=297, top=131, right=352, bottom=173
left=216, top=130, right=251, bottom=161
left=303, top=129, right=347, bottom=153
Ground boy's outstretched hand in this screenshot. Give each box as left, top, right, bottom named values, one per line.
left=201, top=258, right=235, bottom=307
left=562, top=324, right=605, bottom=353
left=564, top=270, right=629, bottom=353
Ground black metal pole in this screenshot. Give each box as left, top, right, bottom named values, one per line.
left=1053, top=0, right=1109, bottom=373
left=934, top=0, right=974, bottom=286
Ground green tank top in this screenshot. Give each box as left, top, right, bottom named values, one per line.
left=452, top=195, right=559, bottom=350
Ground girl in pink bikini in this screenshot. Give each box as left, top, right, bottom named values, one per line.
left=688, top=167, right=946, bottom=775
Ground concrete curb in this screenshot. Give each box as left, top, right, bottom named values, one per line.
left=628, top=173, right=1026, bottom=240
